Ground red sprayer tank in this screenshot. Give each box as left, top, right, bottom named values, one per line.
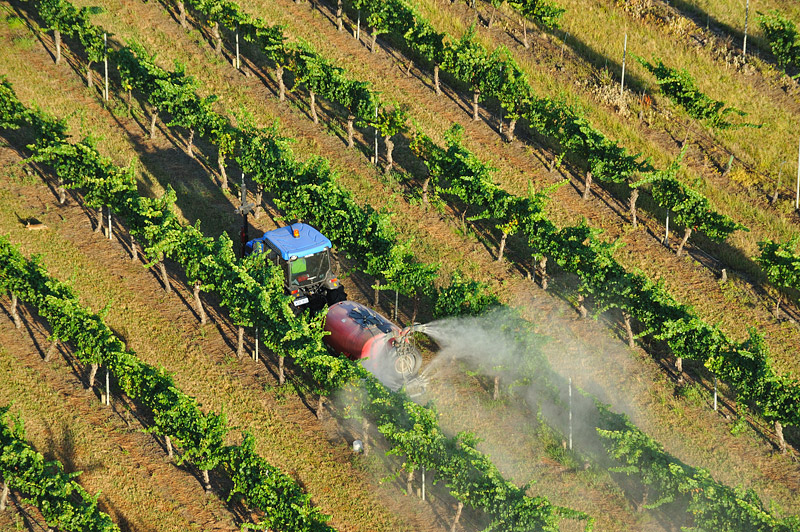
left=323, top=301, right=422, bottom=390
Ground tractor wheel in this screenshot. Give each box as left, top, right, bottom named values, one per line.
left=393, top=349, right=422, bottom=379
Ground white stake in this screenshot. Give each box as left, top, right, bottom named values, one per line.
left=620, top=33, right=627, bottom=96
left=105, top=367, right=110, bottom=406
left=422, top=467, right=426, bottom=501
left=103, top=33, right=109, bottom=102
left=568, top=376, right=573, bottom=451
left=796, top=136, right=800, bottom=211
left=236, top=29, right=240, bottom=70
left=357, top=10, right=361, bottom=40
left=108, top=209, right=112, bottom=240
left=254, top=326, right=259, bottom=362
left=373, top=106, right=378, bottom=165
left=664, top=213, right=670, bottom=246
left=713, top=375, right=718, bottom=411
left=743, top=0, right=750, bottom=60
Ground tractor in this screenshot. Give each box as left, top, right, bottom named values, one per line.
left=245, top=222, right=347, bottom=312
left=246, top=223, right=426, bottom=394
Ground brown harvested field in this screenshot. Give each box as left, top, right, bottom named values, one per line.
left=1, top=0, right=799, bottom=529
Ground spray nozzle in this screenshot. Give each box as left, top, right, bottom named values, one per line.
left=399, top=323, right=427, bottom=338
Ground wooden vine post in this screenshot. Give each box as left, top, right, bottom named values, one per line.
left=88, top=363, right=99, bottom=388
left=582, top=171, right=592, bottom=200
left=422, top=169, right=431, bottom=205
left=776, top=421, right=787, bottom=454
left=384, top=135, right=394, bottom=174
left=236, top=325, right=245, bottom=358
left=629, top=188, right=639, bottom=227
left=538, top=256, right=548, bottom=290
left=159, top=254, right=172, bottom=293
left=186, top=129, right=195, bottom=158
left=130, top=235, right=139, bottom=262
left=212, top=22, right=222, bottom=53
left=346, top=114, right=355, bottom=147
left=622, top=311, right=634, bottom=348
left=521, top=14, right=530, bottom=49
left=177, top=1, right=187, bottom=28
left=504, top=116, right=518, bottom=143
left=150, top=110, right=158, bottom=139
left=0, top=481, right=8, bottom=511
left=276, top=65, right=286, bottom=101
left=577, top=294, right=588, bottom=318
left=774, top=292, right=783, bottom=319
left=57, top=176, right=66, bottom=205
left=94, top=206, right=103, bottom=234
left=676, top=227, right=692, bottom=257
left=44, top=339, right=59, bottom=362
left=253, top=183, right=263, bottom=218
left=10, top=294, right=22, bottom=329
left=309, top=91, right=319, bottom=123
left=316, top=394, right=325, bottom=420
left=54, top=28, right=62, bottom=65
left=497, top=231, right=507, bottom=262
left=193, top=280, right=207, bottom=324
left=451, top=501, right=464, bottom=532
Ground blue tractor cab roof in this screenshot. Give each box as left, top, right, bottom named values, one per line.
left=249, top=223, right=332, bottom=260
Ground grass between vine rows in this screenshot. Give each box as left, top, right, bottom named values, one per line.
left=0, top=29, right=434, bottom=532
left=0, top=2, right=796, bottom=528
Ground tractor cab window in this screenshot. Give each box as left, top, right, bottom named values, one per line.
left=288, top=251, right=331, bottom=287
